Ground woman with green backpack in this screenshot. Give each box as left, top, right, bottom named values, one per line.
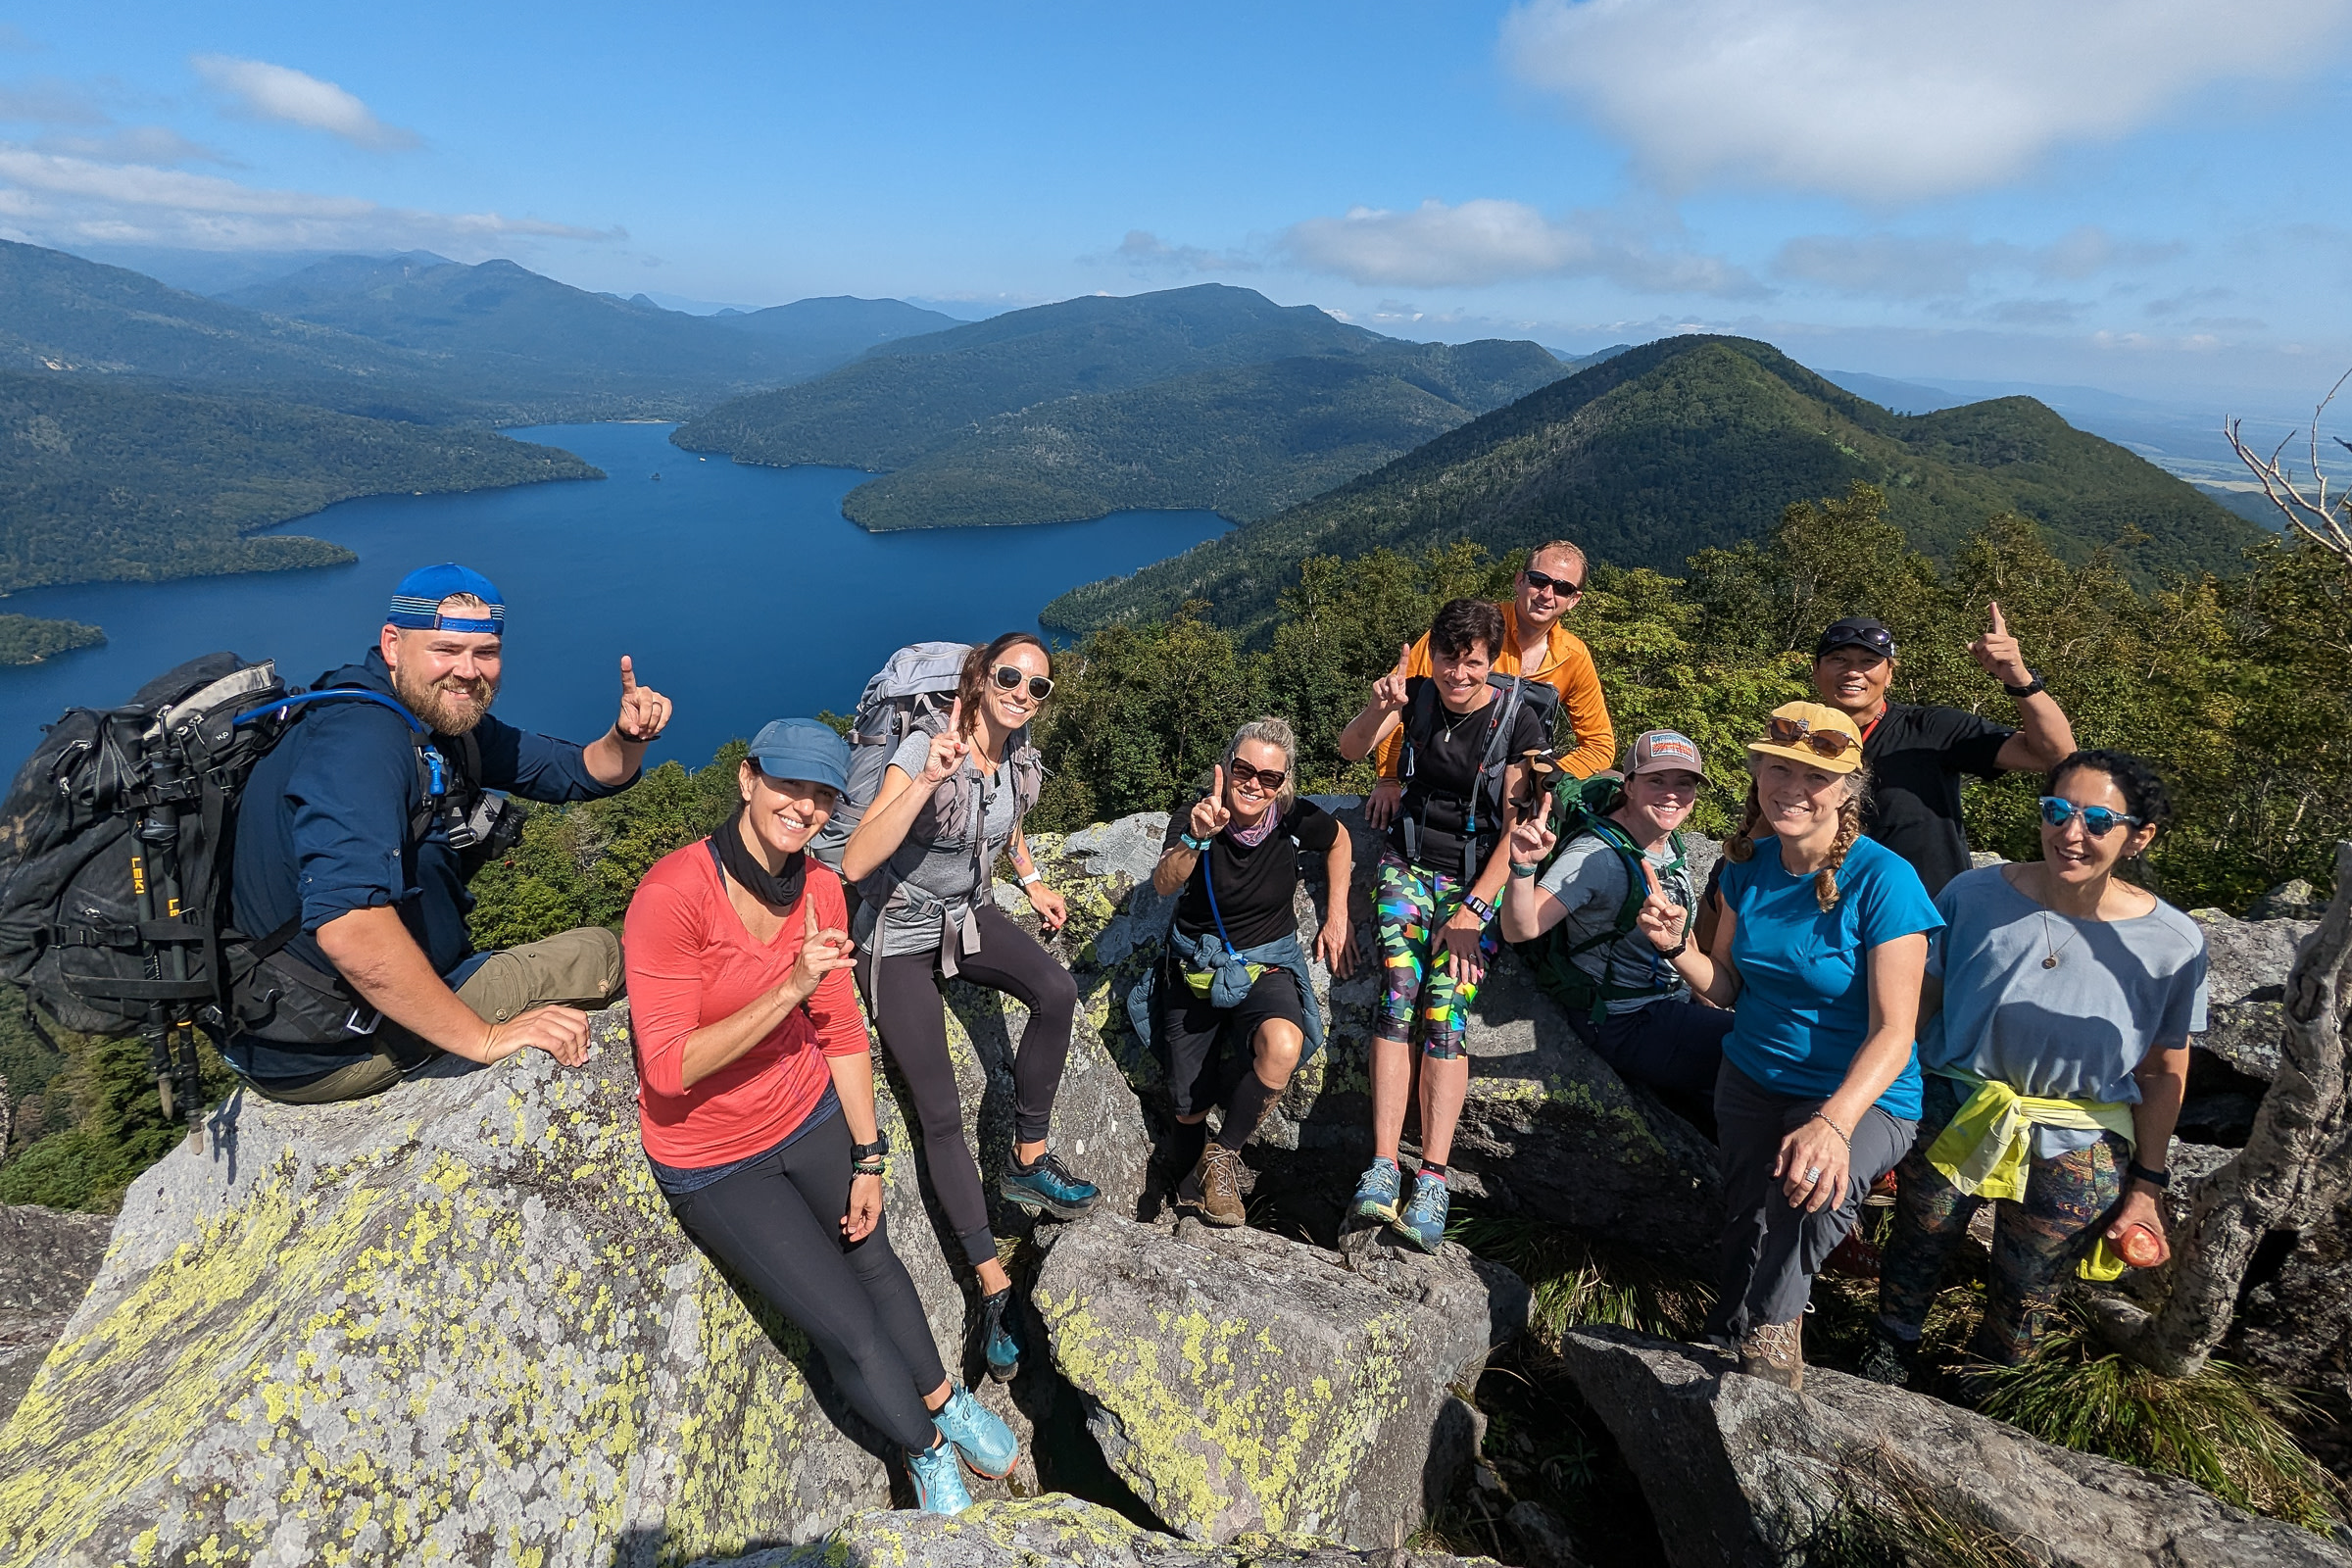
left=1498, top=730, right=1730, bottom=1104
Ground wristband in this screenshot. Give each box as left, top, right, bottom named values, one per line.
left=1509, top=861, right=1542, bottom=879
left=2127, top=1160, right=2171, bottom=1190
left=852, top=1159, right=887, bottom=1179
left=1179, top=832, right=1212, bottom=853
left=2002, top=673, right=2045, bottom=698
left=1661, top=936, right=1689, bottom=959
left=1017, top=869, right=1043, bottom=887
left=1461, top=893, right=1496, bottom=924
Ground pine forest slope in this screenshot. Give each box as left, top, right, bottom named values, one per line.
left=669, top=283, right=1398, bottom=471
left=1044, top=335, right=2265, bottom=641
left=706, top=294, right=964, bottom=367
left=0, top=372, right=599, bottom=593
left=843, top=340, right=1570, bottom=530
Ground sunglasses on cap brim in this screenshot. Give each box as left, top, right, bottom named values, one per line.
left=1764, top=715, right=1857, bottom=759
left=991, top=664, right=1054, bottom=702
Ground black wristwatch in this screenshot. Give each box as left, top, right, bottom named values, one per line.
left=1661, top=937, right=1689, bottom=959
left=2003, top=673, right=2046, bottom=698
left=851, top=1135, right=891, bottom=1162
left=2127, top=1160, right=2170, bottom=1191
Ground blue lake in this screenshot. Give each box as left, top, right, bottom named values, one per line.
left=0, top=422, right=1227, bottom=775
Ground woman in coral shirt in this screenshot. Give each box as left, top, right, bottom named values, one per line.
left=624, top=717, right=1012, bottom=1515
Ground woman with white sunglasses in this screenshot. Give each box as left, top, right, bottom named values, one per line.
left=1864, top=750, right=2204, bottom=1393
left=844, top=631, right=1099, bottom=1385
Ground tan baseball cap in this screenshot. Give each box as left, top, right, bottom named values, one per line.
left=1623, top=729, right=1704, bottom=777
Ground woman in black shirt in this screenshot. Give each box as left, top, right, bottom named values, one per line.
left=1145, top=717, right=1355, bottom=1226
left=1336, top=599, right=1546, bottom=1250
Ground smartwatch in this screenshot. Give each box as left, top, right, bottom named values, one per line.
left=851, top=1135, right=891, bottom=1162
left=2126, top=1160, right=2171, bottom=1191
left=1461, top=893, right=1496, bottom=925
left=2003, top=673, right=2046, bottom=698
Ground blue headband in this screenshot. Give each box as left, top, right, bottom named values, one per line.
left=387, top=563, right=506, bottom=633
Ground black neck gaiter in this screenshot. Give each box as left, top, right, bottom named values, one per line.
left=714, top=806, right=808, bottom=909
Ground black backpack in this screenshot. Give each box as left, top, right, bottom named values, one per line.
left=0, top=654, right=456, bottom=1143
left=1506, top=773, right=1690, bottom=1025
left=1398, top=672, right=1551, bottom=883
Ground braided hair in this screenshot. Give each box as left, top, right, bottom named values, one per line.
left=1728, top=764, right=1874, bottom=911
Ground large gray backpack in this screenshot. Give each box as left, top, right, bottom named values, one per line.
left=808, top=641, right=970, bottom=869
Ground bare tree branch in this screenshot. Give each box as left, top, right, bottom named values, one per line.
left=2226, top=367, right=2352, bottom=567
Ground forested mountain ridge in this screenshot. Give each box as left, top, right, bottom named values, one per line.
left=669, top=283, right=1399, bottom=470
left=841, top=339, right=1570, bottom=530
left=0, top=372, right=597, bottom=593
left=1043, top=334, right=2263, bottom=641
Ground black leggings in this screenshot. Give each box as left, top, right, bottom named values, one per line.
left=664, top=1111, right=946, bottom=1452
left=867, top=902, right=1078, bottom=1267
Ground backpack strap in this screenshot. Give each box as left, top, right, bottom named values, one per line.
left=1458, top=677, right=1525, bottom=885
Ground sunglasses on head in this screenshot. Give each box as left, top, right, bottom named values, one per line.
left=2038, top=797, right=2143, bottom=837
left=1522, top=567, right=1584, bottom=598
left=991, top=664, right=1054, bottom=702
left=1225, top=760, right=1288, bottom=793
left=1765, top=714, right=1857, bottom=759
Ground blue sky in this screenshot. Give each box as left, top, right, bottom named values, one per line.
left=5, top=2, right=2351, bottom=407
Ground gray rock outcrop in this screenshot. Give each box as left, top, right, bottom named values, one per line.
left=1034, top=1211, right=1528, bottom=1549
left=1558, top=1325, right=2348, bottom=1568
left=0, top=1201, right=110, bottom=1427
left=699, top=1494, right=1497, bottom=1566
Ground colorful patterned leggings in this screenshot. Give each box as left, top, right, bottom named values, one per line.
left=1374, top=851, right=1500, bottom=1060
left=1878, top=1073, right=2128, bottom=1366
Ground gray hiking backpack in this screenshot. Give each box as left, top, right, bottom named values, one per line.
left=808, top=641, right=971, bottom=869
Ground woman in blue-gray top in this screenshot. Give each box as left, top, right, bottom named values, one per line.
left=1865, top=751, right=2203, bottom=1392
left=1636, top=701, right=1942, bottom=1391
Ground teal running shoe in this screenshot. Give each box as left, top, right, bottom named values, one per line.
left=907, top=1436, right=975, bottom=1514
left=1349, top=1157, right=1402, bottom=1225
left=1393, top=1170, right=1449, bottom=1253
left=932, top=1382, right=1018, bottom=1480
left=1000, top=1150, right=1101, bottom=1220
left=979, top=1286, right=1022, bottom=1383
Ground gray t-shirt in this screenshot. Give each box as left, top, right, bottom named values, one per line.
left=1920, top=865, right=2209, bottom=1157
left=862, top=729, right=1020, bottom=960
left=1533, top=829, right=1692, bottom=1015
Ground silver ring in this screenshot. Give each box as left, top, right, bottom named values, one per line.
left=1803, top=1166, right=1823, bottom=1182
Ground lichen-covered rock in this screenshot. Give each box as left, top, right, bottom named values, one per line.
left=1033, top=1211, right=1528, bottom=1548
left=1558, top=1325, right=2348, bottom=1568
left=0, top=1201, right=110, bottom=1428
left=696, top=1494, right=1497, bottom=1566
left=0, top=1005, right=959, bottom=1568
left=2188, top=907, right=2317, bottom=1084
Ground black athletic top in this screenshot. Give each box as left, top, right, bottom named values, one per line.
left=1163, top=798, right=1342, bottom=949
left=1390, top=676, right=1547, bottom=875
left=1859, top=702, right=2015, bottom=896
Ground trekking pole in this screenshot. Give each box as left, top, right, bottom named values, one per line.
left=137, top=745, right=206, bottom=1151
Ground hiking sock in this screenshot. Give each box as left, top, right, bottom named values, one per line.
left=1418, top=1162, right=1448, bottom=1182
left=1213, top=1073, right=1282, bottom=1153
left=1011, top=1150, right=1043, bottom=1175
left=1168, top=1118, right=1209, bottom=1174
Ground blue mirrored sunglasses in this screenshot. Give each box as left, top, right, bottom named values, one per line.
left=2038, top=797, right=2143, bottom=837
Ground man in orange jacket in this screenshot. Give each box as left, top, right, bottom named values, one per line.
left=1365, top=540, right=1615, bottom=829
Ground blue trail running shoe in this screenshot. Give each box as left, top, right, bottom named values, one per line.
left=1393, top=1170, right=1450, bottom=1253
left=1000, top=1150, right=1101, bottom=1220
left=906, top=1436, right=975, bottom=1514
left=932, top=1382, right=1019, bottom=1480
left=1348, top=1157, right=1401, bottom=1225
left=979, top=1286, right=1022, bottom=1383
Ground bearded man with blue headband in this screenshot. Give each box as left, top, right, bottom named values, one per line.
left=224, top=563, right=675, bottom=1102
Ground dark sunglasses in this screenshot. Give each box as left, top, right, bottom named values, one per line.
left=1522, top=568, right=1584, bottom=598
left=2038, top=797, right=2143, bottom=837
left=1225, top=760, right=1288, bottom=793
left=1765, top=714, right=1858, bottom=759
left=991, top=664, right=1054, bottom=702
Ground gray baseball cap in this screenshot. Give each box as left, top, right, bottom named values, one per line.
left=747, top=718, right=851, bottom=793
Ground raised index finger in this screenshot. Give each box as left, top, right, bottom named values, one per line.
left=620, top=655, right=638, bottom=693
left=947, top=696, right=961, bottom=731
left=1211, top=762, right=1224, bottom=797
left=1641, top=860, right=1666, bottom=899
left=1987, top=601, right=2007, bottom=636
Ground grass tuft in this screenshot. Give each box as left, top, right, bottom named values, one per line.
left=1976, top=1300, right=2345, bottom=1534
left=1449, top=1213, right=1715, bottom=1344
left=1797, top=1448, right=2041, bottom=1568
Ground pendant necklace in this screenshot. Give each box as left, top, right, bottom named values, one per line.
left=2037, top=909, right=2081, bottom=969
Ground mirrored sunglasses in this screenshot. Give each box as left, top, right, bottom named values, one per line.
left=991, top=664, right=1054, bottom=702
left=1765, top=714, right=1857, bottom=759
left=2038, top=797, right=2143, bottom=837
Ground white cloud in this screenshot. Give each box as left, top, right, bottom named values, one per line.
left=0, top=144, right=614, bottom=253
left=1283, top=197, right=1763, bottom=295
left=1096, top=229, right=1258, bottom=274
left=1773, top=226, right=2181, bottom=299
left=36, top=126, right=230, bottom=167
left=1501, top=0, right=2352, bottom=201
left=190, top=55, right=416, bottom=149
left=0, top=76, right=107, bottom=124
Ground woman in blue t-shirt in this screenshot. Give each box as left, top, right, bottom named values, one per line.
left=1636, top=701, right=1942, bottom=1391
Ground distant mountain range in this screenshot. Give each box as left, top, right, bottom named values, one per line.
left=1044, top=335, right=2267, bottom=643
left=673, top=283, right=1576, bottom=528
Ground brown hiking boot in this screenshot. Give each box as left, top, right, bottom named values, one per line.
left=1739, top=1318, right=1805, bottom=1390
left=1178, top=1144, right=1247, bottom=1228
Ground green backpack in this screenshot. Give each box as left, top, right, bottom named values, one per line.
left=1507, top=772, right=1689, bottom=1026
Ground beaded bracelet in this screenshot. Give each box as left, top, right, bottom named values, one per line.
left=852, top=1158, right=888, bottom=1179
